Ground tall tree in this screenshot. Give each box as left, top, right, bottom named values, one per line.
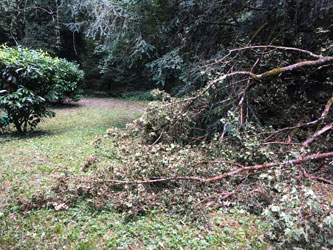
left=0, top=0, right=81, bottom=58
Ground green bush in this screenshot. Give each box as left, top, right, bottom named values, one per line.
left=0, top=45, right=84, bottom=133
left=53, top=58, right=84, bottom=102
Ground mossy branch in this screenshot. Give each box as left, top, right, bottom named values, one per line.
left=187, top=48, right=333, bottom=103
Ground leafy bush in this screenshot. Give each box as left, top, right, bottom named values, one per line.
left=0, top=45, right=84, bottom=133
left=0, top=87, right=54, bottom=133
left=53, top=58, right=84, bottom=102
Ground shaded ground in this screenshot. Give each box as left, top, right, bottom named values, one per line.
left=76, top=98, right=146, bottom=113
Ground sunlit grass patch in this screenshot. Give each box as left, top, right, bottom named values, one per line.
left=0, top=99, right=142, bottom=205
left=0, top=206, right=269, bottom=249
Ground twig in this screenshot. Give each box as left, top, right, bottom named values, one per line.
left=151, top=129, right=164, bottom=146
left=262, top=141, right=301, bottom=145
left=300, top=166, right=333, bottom=185
left=302, top=122, right=333, bottom=148
left=316, top=96, right=333, bottom=131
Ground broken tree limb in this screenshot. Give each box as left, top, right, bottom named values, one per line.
left=185, top=53, right=333, bottom=105
left=201, top=152, right=333, bottom=183
left=300, top=166, right=333, bottom=185
left=302, top=122, right=333, bottom=148
left=316, top=96, right=333, bottom=132
left=258, top=56, right=333, bottom=78
left=94, top=152, right=333, bottom=185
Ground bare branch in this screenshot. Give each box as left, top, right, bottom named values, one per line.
left=302, top=122, right=333, bottom=148
left=229, top=45, right=323, bottom=58
left=257, top=56, right=333, bottom=79
left=316, top=96, right=333, bottom=131
left=184, top=54, right=333, bottom=106
left=202, top=152, right=333, bottom=183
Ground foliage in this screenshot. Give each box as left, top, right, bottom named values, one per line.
left=146, top=49, right=184, bottom=87
left=264, top=186, right=333, bottom=249
left=0, top=45, right=83, bottom=133
left=0, top=0, right=79, bottom=57
left=64, top=0, right=333, bottom=94
left=53, top=58, right=84, bottom=102
left=0, top=87, right=54, bottom=133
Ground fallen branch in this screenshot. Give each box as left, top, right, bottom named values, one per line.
left=264, top=96, right=332, bottom=139
left=202, top=152, right=333, bottom=183
left=90, top=176, right=205, bottom=185
left=94, top=152, right=333, bottom=185
left=185, top=53, right=333, bottom=106
left=300, top=166, right=333, bottom=185
left=302, top=122, right=333, bottom=148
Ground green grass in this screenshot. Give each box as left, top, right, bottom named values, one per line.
left=0, top=98, right=269, bottom=249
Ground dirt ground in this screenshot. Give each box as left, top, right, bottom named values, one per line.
left=75, top=98, right=147, bottom=113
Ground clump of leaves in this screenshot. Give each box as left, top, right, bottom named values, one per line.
left=137, top=89, right=195, bottom=144
left=264, top=186, right=333, bottom=249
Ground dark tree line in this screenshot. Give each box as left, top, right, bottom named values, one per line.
left=1, top=1, right=332, bottom=94
left=1, top=0, right=332, bottom=131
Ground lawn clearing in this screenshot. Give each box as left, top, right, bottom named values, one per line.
left=0, top=98, right=269, bottom=249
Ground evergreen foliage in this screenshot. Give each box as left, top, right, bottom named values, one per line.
left=65, top=0, right=333, bottom=93
left=0, top=0, right=82, bottom=59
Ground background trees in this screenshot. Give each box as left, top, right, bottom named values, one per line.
left=0, top=0, right=83, bottom=59
left=63, top=0, right=332, bottom=94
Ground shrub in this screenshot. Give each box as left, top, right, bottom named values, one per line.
left=53, top=58, right=84, bottom=102
left=0, top=45, right=84, bottom=133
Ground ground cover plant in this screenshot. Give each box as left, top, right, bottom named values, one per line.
left=0, top=97, right=269, bottom=249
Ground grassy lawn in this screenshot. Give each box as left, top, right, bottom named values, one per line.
left=0, top=98, right=269, bottom=249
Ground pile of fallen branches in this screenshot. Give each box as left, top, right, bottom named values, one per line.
left=21, top=45, right=333, bottom=209
left=19, top=46, right=333, bottom=248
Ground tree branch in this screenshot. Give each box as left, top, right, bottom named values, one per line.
left=202, top=152, right=333, bottom=183
left=302, top=122, right=333, bottom=148
left=229, top=45, right=323, bottom=58
left=185, top=54, right=333, bottom=106
left=94, top=152, right=333, bottom=185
